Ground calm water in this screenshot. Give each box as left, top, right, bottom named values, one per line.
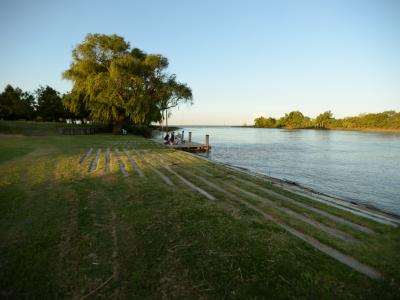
left=174, top=127, right=400, bottom=215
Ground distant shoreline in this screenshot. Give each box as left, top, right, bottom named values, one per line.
left=231, top=126, right=400, bottom=133
left=169, top=125, right=400, bottom=134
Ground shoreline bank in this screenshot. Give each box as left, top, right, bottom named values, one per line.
left=185, top=150, right=400, bottom=226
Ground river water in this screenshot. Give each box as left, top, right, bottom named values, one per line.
left=169, top=127, right=400, bottom=215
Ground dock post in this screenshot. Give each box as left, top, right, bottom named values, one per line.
left=205, top=134, right=209, bottom=151
left=189, top=132, right=192, bottom=143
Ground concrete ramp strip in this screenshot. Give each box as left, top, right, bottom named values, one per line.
left=189, top=169, right=354, bottom=241
left=80, top=148, right=93, bottom=165
left=183, top=170, right=382, bottom=280
left=131, top=148, right=173, bottom=186
left=151, top=154, right=215, bottom=201
left=240, top=196, right=383, bottom=280
left=196, top=166, right=375, bottom=235
left=115, top=148, right=129, bottom=177
left=182, top=168, right=357, bottom=242
left=89, top=148, right=102, bottom=172
left=124, top=149, right=145, bottom=177
left=233, top=176, right=375, bottom=235
left=227, top=183, right=357, bottom=242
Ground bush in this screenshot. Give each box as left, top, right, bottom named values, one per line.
left=123, top=124, right=153, bottom=137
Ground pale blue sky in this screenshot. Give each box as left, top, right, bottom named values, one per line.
left=1, top=0, right=399, bottom=125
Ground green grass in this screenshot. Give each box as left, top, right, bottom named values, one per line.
left=0, top=134, right=399, bottom=299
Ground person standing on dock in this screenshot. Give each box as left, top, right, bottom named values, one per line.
left=170, top=132, right=175, bottom=144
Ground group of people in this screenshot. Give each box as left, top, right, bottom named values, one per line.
left=164, top=131, right=183, bottom=145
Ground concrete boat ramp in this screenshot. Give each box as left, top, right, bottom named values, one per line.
left=76, top=143, right=400, bottom=280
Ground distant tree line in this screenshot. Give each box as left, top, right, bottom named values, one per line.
left=254, top=110, right=400, bottom=130
left=0, top=84, right=72, bottom=122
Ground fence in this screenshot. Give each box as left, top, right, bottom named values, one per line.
left=58, top=127, right=98, bottom=135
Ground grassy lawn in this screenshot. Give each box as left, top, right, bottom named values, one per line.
left=0, top=134, right=399, bottom=299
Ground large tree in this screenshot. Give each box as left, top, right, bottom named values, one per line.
left=63, top=34, right=191, bottom=129
left=62, top=92, right=90, bottom=121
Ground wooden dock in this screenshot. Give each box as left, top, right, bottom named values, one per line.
left=154, top=132, right=211, bottom=152
left=152, top=139, right=211, bottom=152
left=170, top=141, right=210, bottom=152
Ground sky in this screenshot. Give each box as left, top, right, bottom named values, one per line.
left=0, top=0, right=399, bottom=125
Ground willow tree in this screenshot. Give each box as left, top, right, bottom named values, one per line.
left=63, top=33, right=181, bottom=129
left=158, top=75, right=193, bottom=133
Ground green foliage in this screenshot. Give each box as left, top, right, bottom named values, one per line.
left=36, top=86, right=67, bottom=121
left=0, top=85, right=35, bottom=120
left=158, top=74, right=193, bottom=130
left=254, top=110, right=400, bottom=130
left=254, top=116, right=276, bottom=128
left=62, top=92, right=90, bottom=120
left=0, top=84, right=73, bottom=122
left=123, top=124, right=153, bottom=137
left=1, top=34, right=191, bottom=130
left=330, top=111, right=400, bottom=130
left=254, top=112, right=312, bottom=129
left=315, top=111, right=333, bottom=128
left=162, top=79, right=192, bottom=109
left=63, top=33, right=192, bottom=126
left=277, top=111, right=312, bottom=128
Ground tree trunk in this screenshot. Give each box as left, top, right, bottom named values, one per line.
left=165, top=109, right=168, bottom=134
left=113, top=115, right=124, bottom=134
